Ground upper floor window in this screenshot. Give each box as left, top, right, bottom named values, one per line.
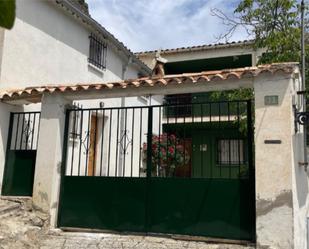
left=88, top=34, right=107, bottom=70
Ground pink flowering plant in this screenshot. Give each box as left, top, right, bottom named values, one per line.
left=142, top=133, right=190, bottom=176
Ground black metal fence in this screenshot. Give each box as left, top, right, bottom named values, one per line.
left=8, top=112, right=41, bottom=151
left=63, top=100, right=253, bottom=179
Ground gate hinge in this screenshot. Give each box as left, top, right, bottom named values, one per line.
left=294, top=104, right=309, bottom=133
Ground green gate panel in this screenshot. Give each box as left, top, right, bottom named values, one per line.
left=58, top=177, right=253, bottom=241
left=148, top=178, right=253, bottom=240
left=58, top=177, right=147, bottom=232
left=2, top=150, right=37, bottom=196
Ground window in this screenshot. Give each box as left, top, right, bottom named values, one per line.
left=217, top=139, right=244, bottom=165
left=164, top=94, right=192, bottom=117
left=88, top=34, right=107, bottom=69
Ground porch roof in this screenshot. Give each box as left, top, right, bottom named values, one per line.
left=0, top=63, right=297, bottom=104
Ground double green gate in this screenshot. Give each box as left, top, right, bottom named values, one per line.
left=58, top=100, right=255, bottom=241
left=1, top=112, right=40, bottom=196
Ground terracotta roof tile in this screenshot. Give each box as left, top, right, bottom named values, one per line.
left=0, top=63, right=297, bottom=102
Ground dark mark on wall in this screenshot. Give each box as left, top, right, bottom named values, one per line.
left=264, top=140, right=282, bottom=144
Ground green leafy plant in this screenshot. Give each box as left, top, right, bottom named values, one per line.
left=0, top=0, right=16, bottom=29
left=142, top=133, right=190, bottom=176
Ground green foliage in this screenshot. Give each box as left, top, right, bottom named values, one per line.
left=212, top=0, right=308, bottom=100
left=211, top=88, right=254, bottom=101
left=0, top=0, right=16, bottom=29
left=234, top=0, right=302, bottom=64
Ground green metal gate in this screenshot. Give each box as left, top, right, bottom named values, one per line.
left=1, top=112, right=41, bottom=196
left=58, top=100, right=255, bottom=241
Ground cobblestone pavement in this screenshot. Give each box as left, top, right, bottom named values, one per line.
left=0, top=198, right=254, bottom=249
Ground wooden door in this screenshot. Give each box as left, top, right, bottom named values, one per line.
left=88, top=115, right=98, bottom=176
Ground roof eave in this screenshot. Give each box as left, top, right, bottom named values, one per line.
left=54, top=0, right=151, bottom=75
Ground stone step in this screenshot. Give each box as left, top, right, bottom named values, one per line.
left=0, top=200, right=20, bottom=216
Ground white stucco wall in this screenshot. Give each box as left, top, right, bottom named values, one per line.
left=254, top=71, right=308, bottom=249
left=0, top=0, right=142, bottom=90
left=32, top=94, right=71, bottom=228
left=291, top=75, right=309, bottom=249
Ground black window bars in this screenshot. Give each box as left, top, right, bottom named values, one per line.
left=88, top=33, right=107, bottom=70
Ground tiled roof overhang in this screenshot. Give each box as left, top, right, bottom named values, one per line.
left=53, top=0, right=151, bottom=75
left=0, top=63, right=297, bottom=103
left=135, top=40, right=255, bottom=56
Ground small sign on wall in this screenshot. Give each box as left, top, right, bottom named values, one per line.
left=264, top=95, right=279, bottom=106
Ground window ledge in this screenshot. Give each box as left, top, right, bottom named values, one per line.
left=88, top=63, right=105, bottom=75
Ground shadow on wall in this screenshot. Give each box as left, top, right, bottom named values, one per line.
left=293, top=134, right=309, bottom=208
left=16, top=0, right=88, bottom=56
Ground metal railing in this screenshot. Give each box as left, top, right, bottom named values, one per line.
left=63, top=100, right=253, bottom=179
left=8, top=112, right=41, bottom=151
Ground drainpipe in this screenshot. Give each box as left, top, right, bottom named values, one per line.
left=301, top=0, right=307, bottom=170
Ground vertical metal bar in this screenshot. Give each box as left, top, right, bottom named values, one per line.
left=237, top=102, right=241, bottom=177
left=183, top=106, right=186, bottom=178
left=100, top=109, right=105, bottom=176
left=36, top=113, right=41, bottom=150
left=57, top=109, right=70, bottom=227
left=70, top=110, right=76, bottom=176
left=77, top=110, right=83, bottom=176
left=174, top=106, right=178, bottom=177
left=246, top=100, right=256, bottom=240
left=219, top=139, right=222, bottom=178
left=146, top=107, right=153, bottom=179
left=200, top=104, right=203, bottom=123
left=25, top=113, right=31, bottom=150
left=201, top=132, right=204, bottom=178
left=19, top=113, right=25, bottom=150
left=89, top=35, right=93, bottom=63
left=115, top=109, right=120, bottom=177
left=218, top=102, right=221, bottom=125
left=104, top=44, right=107, bottom=69
left=123, top=108, right=128, bottom=177
left=191, top=103, right=194, bottom=123
left=209, top=103, right=212, bottom=123
left=166, top=105, right=170, bottom=175
left=138, top=108, right=143, bottom=177
left=107, top=109, right=113, bottom=177
left=30, top=113, right=36, bottom=150
left=158, top=107, right=162, bottom=175
left=229, top=139, right=231, bottom=179
left=130, top=109, right=135, bottom=177
left=14, top=114, right=20, bottom=150
left=93, top=110, right=98, bottom=176
left=227, top=102, right=230, bottom=122
left=84, top=111, right=91, bottom=176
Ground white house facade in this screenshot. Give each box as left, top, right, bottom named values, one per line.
left=0, top=1, right=308, bottom=249
left=0, top=0, right=154, bottom=110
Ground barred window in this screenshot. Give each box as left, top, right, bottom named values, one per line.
left=88, top=34, right=107, bottom=69
left=217, top=139, right=244, bottom=165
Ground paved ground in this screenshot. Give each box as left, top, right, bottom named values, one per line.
left=0, top=198, right=254, bottom=249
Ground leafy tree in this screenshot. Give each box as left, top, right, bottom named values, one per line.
left=0, top=0, right=15, bottom=29
left=211, top=0, right=306, bottom=100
